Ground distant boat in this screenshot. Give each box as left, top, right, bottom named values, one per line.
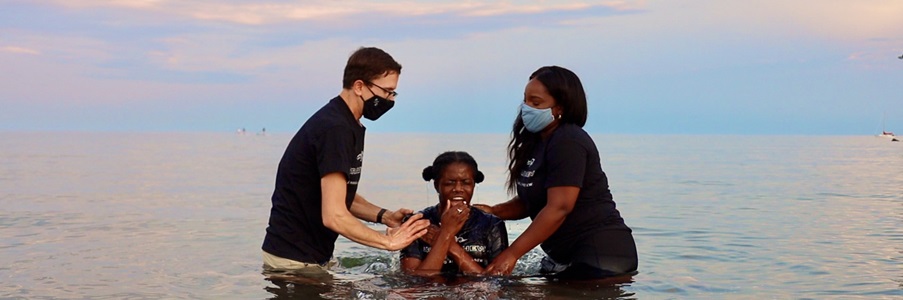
left=878, top=113, right=895, bottom=138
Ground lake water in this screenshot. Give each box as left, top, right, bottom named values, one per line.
left=1, top=132, right=901, bottom=299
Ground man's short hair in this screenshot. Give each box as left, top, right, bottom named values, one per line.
left=342, top=47, right=402, bottom=89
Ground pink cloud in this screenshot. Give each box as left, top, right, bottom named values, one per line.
left=45, top=0, right=635, bottom=25
left=1, top=46, right=40, bottom=55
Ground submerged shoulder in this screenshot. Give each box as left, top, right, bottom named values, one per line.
left=421, top=205, right=438, bottom=215
left=419, top=205, right=441, bottom=223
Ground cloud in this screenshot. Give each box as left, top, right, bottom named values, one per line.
left=682, top=1, right=903, bottom=41
left=46, top=1, right=640, bottom=25
left=1, top=46, right=40, bottom=55
left=9, top=0, right=640, bottom=85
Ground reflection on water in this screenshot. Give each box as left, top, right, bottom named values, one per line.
left=263, top=250, right=635, bottom=299
left=0, top=132, right=901, bottom=299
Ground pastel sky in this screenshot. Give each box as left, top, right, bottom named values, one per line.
left=2, top=0, right=902, bottom=134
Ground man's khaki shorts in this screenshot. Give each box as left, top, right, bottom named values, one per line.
left=262, top=251, right=336, bottom=275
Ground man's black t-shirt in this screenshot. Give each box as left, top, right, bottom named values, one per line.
left=515, top=123, right=630, bottom=264
left=400, top=205, right=508, bottom=275
left=262, top=96, right=365, bottom=265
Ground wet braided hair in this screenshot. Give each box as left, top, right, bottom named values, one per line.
left=422, top=151, right=485, bottom=184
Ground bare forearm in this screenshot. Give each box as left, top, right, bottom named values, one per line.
left=324, top=209, right=390, bottom=249
left=506, top=206, right=568, bottom=259
left=418, top=231, right=454, bottom=272
left=491, top=197, right=529, bottom=220
left=349, top=193, right=381, bottom=223
left=503, top=187, right=578, bottom=258
left=447, top=243, right=484, bottom=274
left=322, top=174, right=389, bottom=249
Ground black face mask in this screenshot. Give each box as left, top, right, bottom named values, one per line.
left=360, top=89, right=395, bottom=121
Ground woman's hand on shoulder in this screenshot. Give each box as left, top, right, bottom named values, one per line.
left=472, top=204, right=494, bottom=215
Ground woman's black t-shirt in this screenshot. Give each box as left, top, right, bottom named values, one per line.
left=515, top=123, right=629, bottom=263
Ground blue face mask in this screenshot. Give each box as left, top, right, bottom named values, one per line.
left=520, top=103, right=555, bottom=133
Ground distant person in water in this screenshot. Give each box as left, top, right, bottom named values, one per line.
left=400, top=151, right=508, bottom=277
left=476, top=66, right=638, bottom=280
left=261, top=47, right=429, bottom=275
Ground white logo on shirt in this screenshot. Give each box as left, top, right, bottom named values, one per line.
left=463, top=245, right=486, bottom=253
left=519, top=157, right=536, bottom=187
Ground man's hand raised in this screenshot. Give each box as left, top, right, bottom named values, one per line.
left=384, top=213, right=429, bottom=251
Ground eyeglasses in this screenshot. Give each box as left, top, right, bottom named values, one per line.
left=367, top=82, right=398, bottom=98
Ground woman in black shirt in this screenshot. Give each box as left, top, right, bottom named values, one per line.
left=477, top=66, right=638, bottom=279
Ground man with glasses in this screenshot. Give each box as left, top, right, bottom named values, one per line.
left=262, top=47, right=430, bottom=275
